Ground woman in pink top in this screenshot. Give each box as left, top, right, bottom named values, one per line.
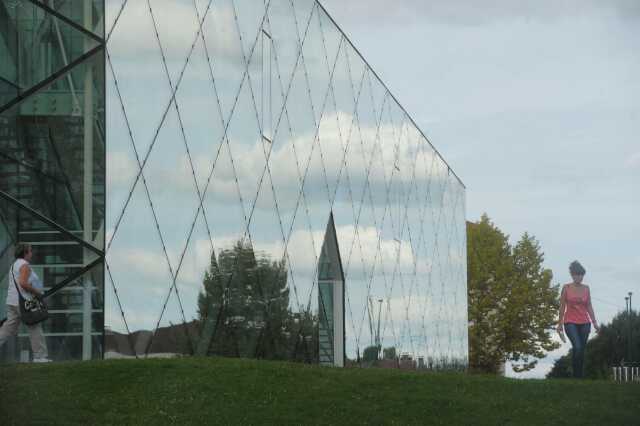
left=556, top=260, right=600, bottom=378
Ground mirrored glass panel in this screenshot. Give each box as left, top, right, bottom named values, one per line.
left=0, top=0, right=475, bottom=369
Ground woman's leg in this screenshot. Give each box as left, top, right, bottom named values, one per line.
left=0, top=306, right=20, bottom=348
left=26, top=322, right=48, bottom=360
left=574, top=323, right=591, bottom=378
left=564, top=323, right=584, bottom=378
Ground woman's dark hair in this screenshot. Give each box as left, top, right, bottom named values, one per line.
left=14, top=243, right=32, bottom=259
left=569, top=260, right=586, bottom=276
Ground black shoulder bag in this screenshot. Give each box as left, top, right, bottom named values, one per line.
left=11, top=264, right=48, bottom=326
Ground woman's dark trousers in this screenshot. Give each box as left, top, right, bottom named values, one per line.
left=564, top=323, right=591, bottom=378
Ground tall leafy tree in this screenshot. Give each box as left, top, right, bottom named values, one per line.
left=197, top=240, right=291, bottom=359
left=467, top=214, right=560, bottom=373
left=509, top=233, right=561, bottom=371
left=467, top=214, right=514, bottom=373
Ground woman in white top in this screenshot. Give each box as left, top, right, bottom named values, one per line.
left=0, top=243, right=49, bottom=362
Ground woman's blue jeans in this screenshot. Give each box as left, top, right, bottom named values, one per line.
left=564, top=323, right=591, bottom=378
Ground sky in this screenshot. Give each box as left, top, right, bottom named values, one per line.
left=100, top=0, right=639, bottom=376
left=319, top=0, right=640, bottom=378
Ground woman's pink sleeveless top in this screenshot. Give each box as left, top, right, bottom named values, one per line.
left=563, top=285, right=591, bottom=324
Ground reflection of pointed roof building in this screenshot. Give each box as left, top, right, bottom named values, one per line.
left=318, top=212, right=345, bottom=367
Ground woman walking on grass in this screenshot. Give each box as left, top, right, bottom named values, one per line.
left=0, top=243, right=50, bottom=362
left=557, top=260, right=599, bottom=378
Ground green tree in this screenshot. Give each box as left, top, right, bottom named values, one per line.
left=467, top=214, right=560, bottom=373
left=383, top=346, right=397, bottom=360
left=548, top=310, right=640, bottom=379
left=362, top=345, right=380, bottom=363
left=197, top=239, right=291, bottom=359
left=287, top=310, right=319, bottom=363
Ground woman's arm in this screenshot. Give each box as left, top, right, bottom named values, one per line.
left=18, top=264, right=43, bottom=296
left=586, top=286, right=600, bottom=332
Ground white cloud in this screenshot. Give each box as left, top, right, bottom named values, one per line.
left=215, top=223, right=430, bottom=278
left=106, top=0, right=239, bottom=65
left=107, top=248, right=169, bottom=292
left=130, top=110, right=452, bottom=212
left=626, top=151, right=640, bottom=169
left=106, top=150, right=137, bottom=189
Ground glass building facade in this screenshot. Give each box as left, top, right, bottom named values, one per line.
left=0, top=0, right=106, bottom=362
left=2, top=0, right=467, bottom=368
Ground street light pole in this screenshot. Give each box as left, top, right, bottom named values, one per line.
left=629, top=292, right=634, bottom=363
left=625, top=296, right=630, bottom=364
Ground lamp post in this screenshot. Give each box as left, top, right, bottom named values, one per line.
left=625, top=296, right=631, bottom=364
left=629, top=292, right=634, bottom=363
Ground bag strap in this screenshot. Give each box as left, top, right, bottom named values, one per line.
left=10, top=262, right=27, bottom=301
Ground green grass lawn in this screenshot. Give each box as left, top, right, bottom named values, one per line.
left=0, top=357, right=637, bottom=425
